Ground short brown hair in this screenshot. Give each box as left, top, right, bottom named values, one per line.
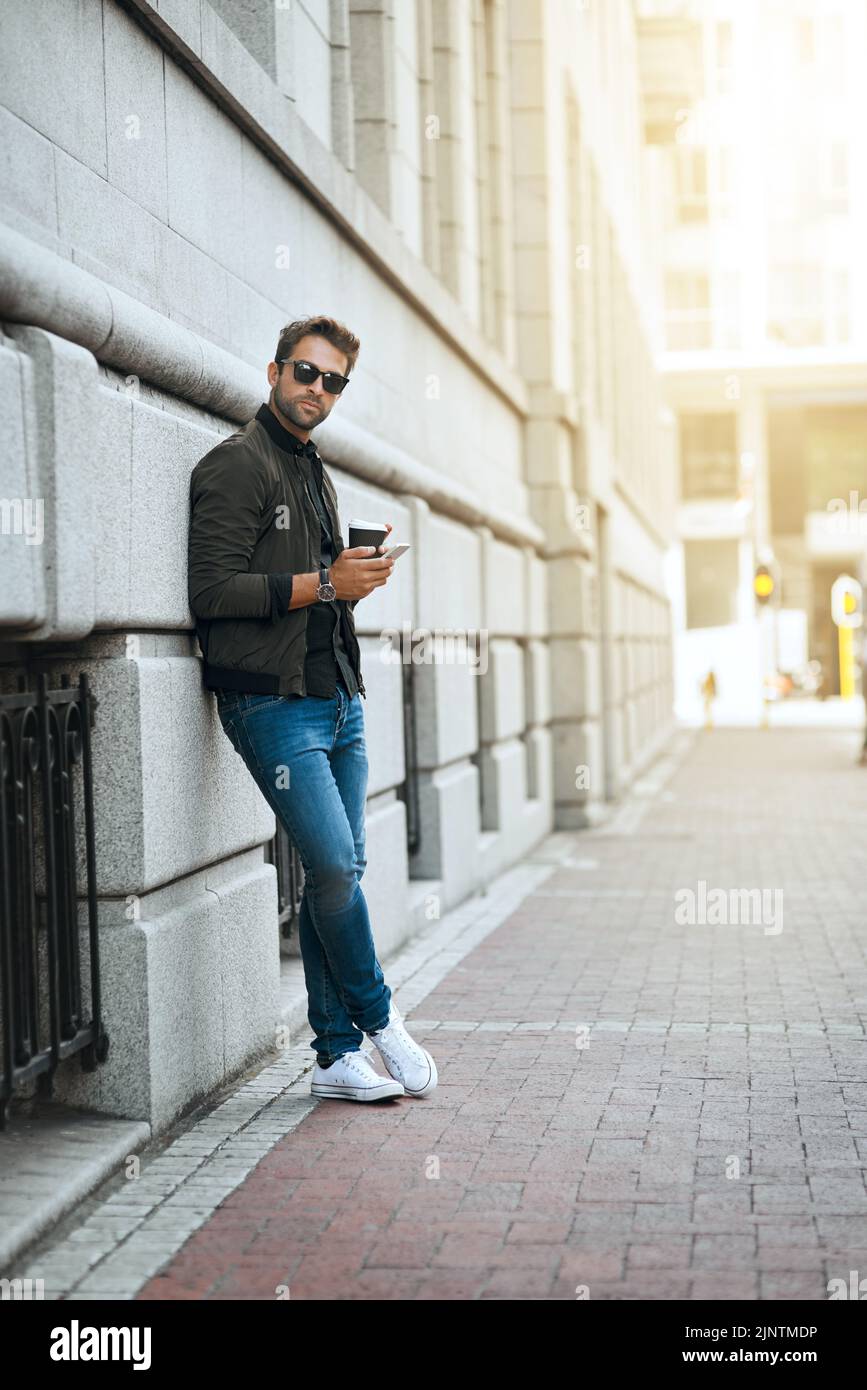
left=274, top=316, right=360, bottom=378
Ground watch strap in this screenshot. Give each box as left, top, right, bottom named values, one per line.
left=317, top=565, right=336, bottom=601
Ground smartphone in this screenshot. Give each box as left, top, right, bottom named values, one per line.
left=381, top=543, right=410, bottom=560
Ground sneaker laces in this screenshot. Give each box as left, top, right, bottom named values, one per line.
left=372, top=1018, right=428, bottom=1067
left=333, top=1050, right=378, bottom=1080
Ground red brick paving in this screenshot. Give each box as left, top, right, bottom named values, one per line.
left=137, top=729, right=867, bottom=1299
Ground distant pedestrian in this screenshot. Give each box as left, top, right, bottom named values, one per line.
left=701, top=669, right=717, bottom=729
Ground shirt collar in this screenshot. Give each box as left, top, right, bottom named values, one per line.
left=255, top=402, right=319, bottom=461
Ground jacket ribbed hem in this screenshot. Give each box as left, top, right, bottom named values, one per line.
left=202, top=663, right=300, bottom=695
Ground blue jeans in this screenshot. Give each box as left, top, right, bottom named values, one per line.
left=215, top=684, right=391, bottom=1067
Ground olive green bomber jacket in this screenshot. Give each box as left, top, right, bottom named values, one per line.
left=187, top=413, right=366, bottom=698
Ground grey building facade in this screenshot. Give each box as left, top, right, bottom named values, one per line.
left=0, top=0, right=680, bottom=1135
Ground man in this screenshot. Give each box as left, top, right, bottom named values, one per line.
left=187, top=316, right=437, bottom=1102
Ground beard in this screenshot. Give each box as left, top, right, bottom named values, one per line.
left=276, top=387, right=323, bottom=428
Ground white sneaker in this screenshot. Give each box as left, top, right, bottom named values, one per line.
left=310, top=1048, right=405, bottom=1102
left=368, top=1002, right=437, bottom=1097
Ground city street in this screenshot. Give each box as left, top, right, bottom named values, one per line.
left=16, top=723, right=867, bottom=1301
left=4, top=0, right=867, bottom=1331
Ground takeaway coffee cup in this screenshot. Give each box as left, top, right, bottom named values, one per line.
left=348, top=518, right=389, bottom=552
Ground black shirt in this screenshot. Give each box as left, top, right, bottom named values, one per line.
left=253, top=403, right=358, bottom=700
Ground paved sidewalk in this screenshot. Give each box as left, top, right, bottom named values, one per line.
left=15, top=726, right=867, bottom=1299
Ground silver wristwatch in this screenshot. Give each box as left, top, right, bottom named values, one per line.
left=315, top=565, right=336, bottom=601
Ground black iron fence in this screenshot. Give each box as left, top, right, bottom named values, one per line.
left=265, top=823, right=305, bottom=941
left=399, top=660, right=421, bottom=855
left=0, top=672, right=109, bottom=1128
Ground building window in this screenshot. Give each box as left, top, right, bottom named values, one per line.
left=797, top=13, right=846, bottom=94
left=207, top=0, right=276, bottom=80
left=684, top=539, right=740, bottom=630
left=715, top=269, right=741, bottom=350
left=804, top=404, right=867, bottom=513
left=822, top=141, right=848, bottom=213
left=831, top=269, right=850, bottom=343
left=665, top=272, right=711, bottom=350
left=715, top=144, right=734, bottom=218
left=675, top=146, right=708, bottom=223
left=679, top=413, right=738, bottom=500
left=715, top=20, right=734, bottom=95
left=767, top=264, right=823, bottom=347
left=474, top=0, right=510, bottom=349
left=766, top=257, right=854, bottom=346
left=817, top=14, right=845, bottom=91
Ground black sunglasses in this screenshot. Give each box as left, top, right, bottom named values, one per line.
left=277, top=357, right=350, bottom=394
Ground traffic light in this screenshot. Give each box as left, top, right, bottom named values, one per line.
left=831, top=575, right=862, bottom=701
left=831, top=574, right=862, bottom=629
left=754, top=564, right=774, bottom=605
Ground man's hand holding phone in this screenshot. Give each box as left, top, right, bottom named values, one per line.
left=330, top=523, right=395, bottom=601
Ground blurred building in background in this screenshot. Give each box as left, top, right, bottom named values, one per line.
left=0, top=0, right=677, bottom=1132
left=649, top=0, right=867, bottom=722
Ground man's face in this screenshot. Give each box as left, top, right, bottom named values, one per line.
left=268, top=335, right=349, bottom=433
